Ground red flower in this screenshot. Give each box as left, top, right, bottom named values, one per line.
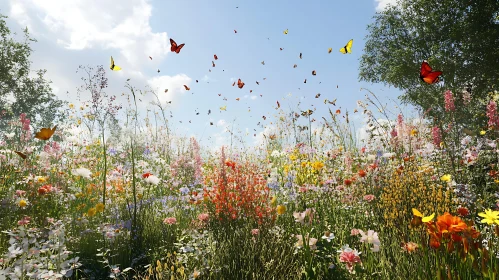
left=358, top=169, right=367, bottom=178
left=457, top=207, right=469, bottom=217
left=142, top=172, right=152, bottom=179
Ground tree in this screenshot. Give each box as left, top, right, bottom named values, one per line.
left=359, top=0, right=499, bottom=129
left=0, top=14, right=65, bottom=129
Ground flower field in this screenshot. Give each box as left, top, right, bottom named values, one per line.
left=1, top=88, right=499, bottom=280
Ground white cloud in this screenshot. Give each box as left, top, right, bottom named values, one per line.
left=147, top=74, right=192, bottom=104
left=9, top=0, right=169, bottom=69
left=374, top=0, right=398, bottom=11
left=217, top=119, right=227, bottom=127
left=250, top=95, right=257, bottom=100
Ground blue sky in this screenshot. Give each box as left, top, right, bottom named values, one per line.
left=1, top=0, right=405, bottom=148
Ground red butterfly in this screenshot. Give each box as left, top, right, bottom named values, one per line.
left=170, top=38, right=185, bottom=54
left=420, top=61, right=442, bottom=84
left=237, top=79, right=245, bottom=89
left=214, top=54, right=218, bottom=60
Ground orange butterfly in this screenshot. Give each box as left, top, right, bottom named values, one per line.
left=236, top=98, right=240, bottom=101
left=214, top=54, right=218, bottom=60
left=237, top=79, right=245, bottom=89
left=170, top=38, right=185, bottom=54
left=420, top=61, right=442, bottom=84
left=35, top=125, right=57, bottom=141
left=184, top=85, right=190, bottom=90
left=269, top=134, right=277, bottom=140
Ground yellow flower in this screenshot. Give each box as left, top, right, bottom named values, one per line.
left=87, top=207, right=97, bottom=217
left=289, top=154, right=297, bottom=161
left=478, top=209, right=499, bottom=225
left=271, top=196, right=277, bottom=206
left=36, top=176, right=47, bottom=183
left=480, top=130, right=486, bottom=135
left=441, top=174, right=451, bottom=182
left=410, top=129, right=418, bottom=136
left=69, top=103, right=74, bottom=109
left=95, top=203, right=105, bottom=212
left=301, top=162, right=308, bottom=168
left=311, top=161, right=324, bottom=171
left=276, top=205, right=286, bottom=215
left=18, top=199, right=28, bottom=208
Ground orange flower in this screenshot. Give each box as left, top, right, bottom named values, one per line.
left=436, top=212, right=468, bottom=234
left=358, top=169, right=367, bottom=178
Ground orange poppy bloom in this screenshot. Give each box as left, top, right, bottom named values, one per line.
left=437, top=212, right=468, bottom=234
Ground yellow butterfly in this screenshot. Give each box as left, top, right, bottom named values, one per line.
left=412, top=208, right=435, bottom=223
left=110, top=56, right=122, bottom=71
left=328, top=47, right=332, bottom=54
left=220, top=105, right=227, bottom=111
left=339, top=39, right=353, bottom=54
left=283, top=29, right=288, bottom=35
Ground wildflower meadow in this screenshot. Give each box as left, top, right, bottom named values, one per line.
left=1, top=0, right=499, bottom=279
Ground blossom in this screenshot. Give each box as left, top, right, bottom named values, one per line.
left=251, top=229, right=260, bottom=235
left=17, top=216, right=31, bottom=226
left=359, top=230, right=381, bottom=252
left=444, top=90, right=455, bottom=112
left=350, top=229, right=360, bottom=236
left=197, top=213, right=209, bottom=222
left=337, top=245, right=362, bottom=273
left=432, top=126, right=442, bottom=146
left=293, top=208, right=312, bottom=224
left=401, top=241, right=418, bottom=254
left=322, top=231, right=335, bottom=242
left=478, top=209, right=499, bottom=225
left=436, top=212, right=468, bottom=234
left=276, top=205, right=286, bottom=215
left=87, top=207, right=97, bottom=217
left=17, top=198, right=29, bottom=208
left=143, top=174, right=160, bottom=185
left=441, top=174, right=452, bottom=182
left=363, top=194, right=375, bottom=202
left=73, top=167, right=92, bottom=179
left=163, top=217, right=177, bottom=225
left=95, top=203, right=105, bottom=212
left=295, top=235, right=318, bottom=250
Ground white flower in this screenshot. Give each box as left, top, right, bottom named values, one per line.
left=4, top=133, right=15, bottom=139
left=73, top=167, right=92, bottom=179
left=144, top=175, right=160, bottom=185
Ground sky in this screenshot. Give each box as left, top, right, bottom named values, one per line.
left=0, top=0, right=404, bottom=149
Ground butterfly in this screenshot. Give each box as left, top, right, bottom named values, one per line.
left=210, top=122, right=214, bottom=125
left=293, top=64, right=297, bottom=68
left=315, top=93, right=321, bottom=98
left=232, top=81, right=236, bottom=87
left=218, top=93, right=222, bottom=96
left=110, top=56, right=121, bottom=71
left=280, top=48, right=283, bottom=51
left=220, top=105, right=227, bottom=111
left=256, top=81, right=260, bottom=85
left=236, top=98, right=240, bottom=101
left=196, top=80, right=199, bottom=83
left=304, top=79, right=307, bottom=83
left=35, top=125, right=57, bottom=141
left=412, top=208, right=435, bottom=223
left=149, top=56, right=152, bottom=60
left=335, top=109, right=341, bottom=114
left=157, top=69, right=160, bottom=73
left=301, top=110, right=313, bottom=116
left=276, top=101, right=280, bottom=109
left=170, top=38, right=185, bottom=54
left=234, top=30, right=237, bottom=33
left=184, top=85, right=190, bottom=90
left=212, top=61, right=216, bottom=67
left=208, top=110, right=211, bottom=114
left=299, top=53, right=302, bottom=59
left=420, top=61, right=443, bottom=84
left=262, top=116, right=267, bottom=120
left=261, top=61, right=265, bottom=65
left=324, top=98, right=336, bottom=105
left=312, top=70, right=316, bottom=76
left=269, top=134, right=277, bottom=140
left=339, top=39, right=353, bottom=54
left=14, top=151, right=27, bottom=159
left=298, top=125, right=309, bottom=131
left=214, top=54, right=218, bottom=60
left=237, top=79, right=245, bottom=89
left=164, top=89, right=169, bottom=93
left=328, top=48, right=332, bottom=54
left=283, top=29, right=288, bottom=35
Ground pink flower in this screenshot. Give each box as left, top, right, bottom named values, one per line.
left=15, top=190, right=26, bottom=197
left=444, top=90, right=455, bottom=112
left=163, top=217, right=177, bottom=225
left=350, top=229, right=360, bottom=236
left=338, top=245, right=362, bottom=273
left=487, top=100, right=499, bottom=129
left=251, top=229, right=260, bottom=235
left=198, top=213, right=209, bottom=222
left=17, top=216, right=31, bottom=226
left=363, top=194, right=375, bottom=202
left=432, top=126, right=441, bottom=146
left=462, top=89, right=472, bottom=105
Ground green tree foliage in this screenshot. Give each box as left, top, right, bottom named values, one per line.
left=0, top=14, right=65, bottom=129
left=360, top=0, right=499, bottom=129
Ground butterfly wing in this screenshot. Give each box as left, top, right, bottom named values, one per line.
left=110, top=56, right=121, bottom=71
left=175, top=43, right=185, bottom=54
left=340, top=39, right=353, bottom=54
left=170, top=38, right=178, bottom=52
left=420, top=61, right=442, bottom=84
left=35, top=125, right=57, bottom=141
left=184, top=85, right=190, bottom=90
left=328, top=47, right=332, bottom=53
left=14, top=151, right=27, bottom=159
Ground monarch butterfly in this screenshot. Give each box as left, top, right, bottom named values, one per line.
left=170, top=38, right=185, bottom=54
left=110, top=56, right=121, bottom=71
left=419, top=61, right=443, bottom=84
left=35, top=125, right=57, bottom=141
left=237, top=79, right=245, bottom=89
left=339, top=39, right=353, bottom=54
left=184, top=85, right=190, bottom=90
